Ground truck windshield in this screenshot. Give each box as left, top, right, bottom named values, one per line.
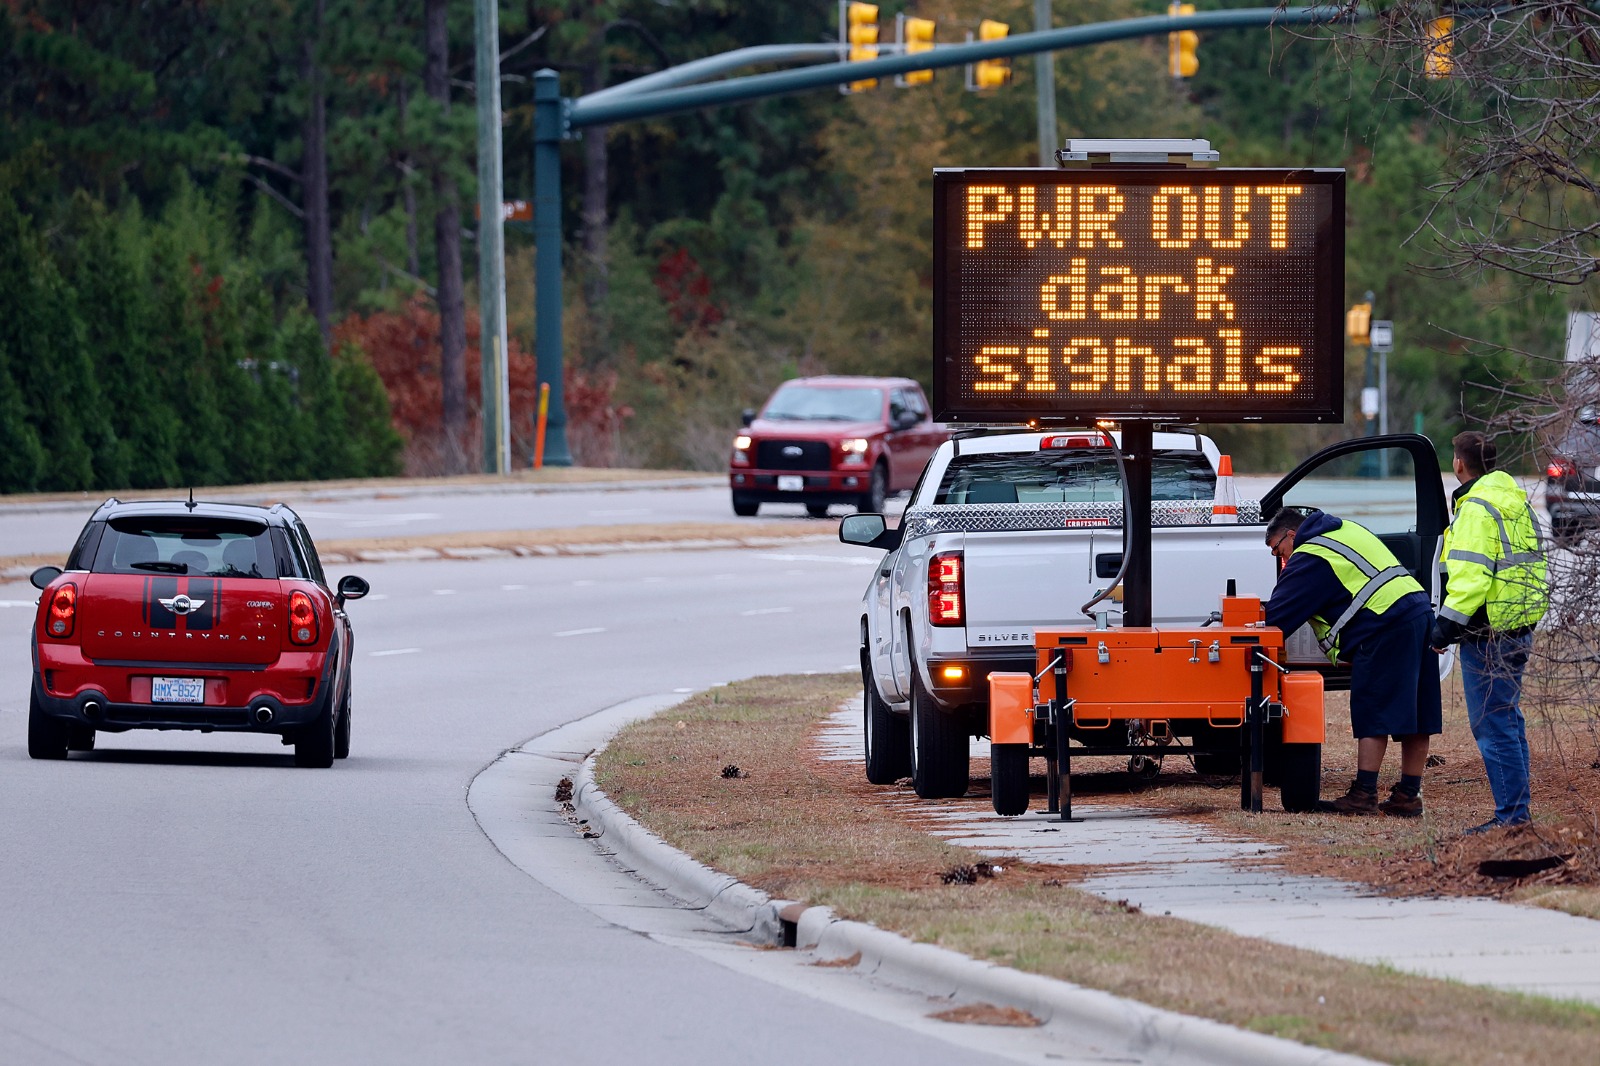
left=935, top=450, right=1216, bottom=505
left=763, top=386, right=884, bottom=422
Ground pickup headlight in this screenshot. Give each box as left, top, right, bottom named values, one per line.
left=732, top=434, right=752, bottom=465
left=840, top=438, right=870, bottom=466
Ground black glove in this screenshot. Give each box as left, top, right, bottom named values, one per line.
left=1431, top=616, right=1462, bottom=649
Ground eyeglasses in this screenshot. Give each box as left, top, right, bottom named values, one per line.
left=1268, top=532, right=1295, bottom=556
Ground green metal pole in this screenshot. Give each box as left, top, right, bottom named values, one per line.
left=533, top=70, right=573, bottom=467
left=1034, top=0, right=1057, bottom=168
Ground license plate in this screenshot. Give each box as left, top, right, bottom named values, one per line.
left=777, top=475, right=804, bottom=492
left=152, top=677, right=205, bottom=703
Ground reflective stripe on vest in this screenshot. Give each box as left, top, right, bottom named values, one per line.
left=1445, top=496, right=1544, bottom=572
left=1298, top=532, right=1419, bottom=655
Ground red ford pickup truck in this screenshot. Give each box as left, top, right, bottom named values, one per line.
left=729, top=376, right=949, bottom=517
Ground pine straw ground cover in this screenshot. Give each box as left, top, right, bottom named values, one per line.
left=594, top=674, right=1600, bottom=1066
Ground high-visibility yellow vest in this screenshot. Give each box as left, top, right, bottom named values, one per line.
left=1440, top=470, right=1547, bottom=633
left=1293, top=520, right=1424, bottom=662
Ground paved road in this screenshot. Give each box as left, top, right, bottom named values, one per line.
left=2, top=542, right=1068, bottom=1065
left=0, top=480, right=906, bottom=561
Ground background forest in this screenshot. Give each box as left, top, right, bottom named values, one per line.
left=0, top=0, right=1589, bottom=490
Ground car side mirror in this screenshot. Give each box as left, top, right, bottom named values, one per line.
left=337, top=575, right=370, bottom=604
left=30, top=566, right=62, bottom=590
left=839, top=514, right=903, bottom=551
left=740, top=408, right=756, bottom=427
left=896, top=410, right=920, bottom=430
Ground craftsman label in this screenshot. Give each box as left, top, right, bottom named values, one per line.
left=932, top=168, right=1345, bottom=424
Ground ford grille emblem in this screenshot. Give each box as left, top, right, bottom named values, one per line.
left=782, top=445, right=803, bottom=458
left=159, top=594, right=206, bottom=615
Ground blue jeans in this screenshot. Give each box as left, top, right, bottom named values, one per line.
left=1459, top=633, right=1534, bottom=825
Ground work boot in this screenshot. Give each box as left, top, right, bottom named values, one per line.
left=1378, top=786, right=1423, bottom=818
left=1328, top=781, right=1379, bottom=815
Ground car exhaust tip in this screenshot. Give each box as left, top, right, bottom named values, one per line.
left=83, top=700, right=101, bottom=720
left=253, top=706, right=275, bottom=725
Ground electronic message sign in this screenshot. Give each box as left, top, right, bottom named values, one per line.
left=932, top=168, right=1345, bottom=424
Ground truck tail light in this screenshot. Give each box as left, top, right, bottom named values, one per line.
left=1040, top=434, right=1107, bottom=450
left=46, top=582, right=78, bottom=639
left=928, top=551, right=964, bottom=626
left=1547, top=458, right=1574, bottom=480
left=288, top=590, right=318, bottom=645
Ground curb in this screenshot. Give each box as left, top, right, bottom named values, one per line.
left=571, top=706, right=1384, bottom=1066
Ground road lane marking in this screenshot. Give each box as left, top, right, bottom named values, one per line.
left=502, top=584, right=527, bottom=590
left=371, top=648, right=420, bottom=657
left=0, top=600, right=35, bottom=608
left=740, top=607, right=793, bottom=617
left=432, top=589, right=456, bottom=595
left=586, top=508, right=651, bottom=517
left=554, top=627, right=606, bottom=637
left=757, top=553, right=877, bottom=565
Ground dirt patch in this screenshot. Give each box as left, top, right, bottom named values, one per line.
left=930, top=1003, right=1042, bottom=1027
left=596, top=675, right=1600, bottom=1066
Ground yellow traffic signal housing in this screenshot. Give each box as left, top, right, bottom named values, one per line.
left=842, top=2, right=880, bottom=93
left=969, top=19, right=1010, bottom=91
left=1347, top=302, right=1373, bottom=346
left=898, top=15, right=936, bottom=87
left=1425, top=17, right=1454, bottom=79
left=1167, top=3, right=1198, bottom=79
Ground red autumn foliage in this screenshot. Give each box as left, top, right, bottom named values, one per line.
left=654, top=247, right=722, bottom=330
left=332, top=296, right=633, bottom=473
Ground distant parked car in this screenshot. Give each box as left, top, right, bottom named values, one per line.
left=1544, top=405, right=1600, bottom=544
left=728, top=376, right=948, bottom=517
left=27, top=498, right=368, bottom=767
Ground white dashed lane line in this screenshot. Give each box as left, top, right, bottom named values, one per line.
left=740, top=607, right=793, bottom=617
left=554, top=627, right=606, bottom=637
left=371, top=648, right=421, bottom=657
left=756, top=553, right=876, bottom=566
left=0, top=600, right=36, bottom=608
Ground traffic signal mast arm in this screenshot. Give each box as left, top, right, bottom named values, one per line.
left=568, top=6, right=1369, bottom=129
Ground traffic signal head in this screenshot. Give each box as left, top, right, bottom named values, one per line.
left=900, top=15, right=935, bottom=87
left=971, top=19, right=1010, bottom=91
left=1167, top=3, right=1198, bottom=79
left=1425, top=17, right=1454, bottom=79
left=842, top=2, right=880, bottom=92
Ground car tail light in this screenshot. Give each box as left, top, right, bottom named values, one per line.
left=928, top=551, right=964, bottom=626
left=1547, top=458, right=1575, bottom=480
left=288, top=590, right=318, bottom=645
left=46, top=582, right=77, bottom=639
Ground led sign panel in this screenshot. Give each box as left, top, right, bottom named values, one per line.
left=932, top=168, right=1345, bottom=423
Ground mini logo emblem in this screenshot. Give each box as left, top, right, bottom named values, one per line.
left=782, top=445, right=803, bottom=458
left=159, top=594, right=207, bottom=615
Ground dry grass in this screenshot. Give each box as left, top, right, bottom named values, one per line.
left=596, top=674, right=1600, bottom=1066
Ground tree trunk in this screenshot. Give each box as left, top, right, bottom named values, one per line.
left=581, top=45, right=609, bottom=357
left=301, top=0, right=333, bottom=347
left=398, top=85, right=419, bottom=277
left=426, top=0, right=468, bottom=466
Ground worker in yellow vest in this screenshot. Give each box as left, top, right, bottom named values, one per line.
left=1431, top=431, right=1548, bottom=833
left=1263, top=506, right=1442, bottom=815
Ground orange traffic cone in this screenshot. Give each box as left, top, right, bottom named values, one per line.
left=1211, top=454, right=1238, bottom=524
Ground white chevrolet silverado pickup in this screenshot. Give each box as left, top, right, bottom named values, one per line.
left=839, top=429, right=1450, bottom=798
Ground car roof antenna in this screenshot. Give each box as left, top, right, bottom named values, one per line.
left=186, top=487, right=197, bottom=512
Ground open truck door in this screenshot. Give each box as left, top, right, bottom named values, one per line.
left=1260, top=433, right=1450, bottom=687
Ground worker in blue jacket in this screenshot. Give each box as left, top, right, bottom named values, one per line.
left=1263, top=506, right=1442, bottom=815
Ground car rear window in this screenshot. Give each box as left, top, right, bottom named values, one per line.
left=92, top=517, right=280, bottom=578
left=935, top=450, right=1216, bottom=505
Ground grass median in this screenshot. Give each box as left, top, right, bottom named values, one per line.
left=594, top=673, right=1600, bottom=1066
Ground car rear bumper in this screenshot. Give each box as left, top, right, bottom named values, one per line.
left=31, top=642, right=337, bottom=734
left=921, top=648, right=1037, bottom=712
left=730, top=469, right=870, bottom=502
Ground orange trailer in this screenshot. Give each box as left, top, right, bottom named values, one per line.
left=986, top=595, right=1325, bottom=818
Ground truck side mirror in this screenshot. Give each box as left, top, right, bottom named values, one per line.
left=893, top=409, right=918, bottom=430
left=740, top=408, right=755, bottom=427
left=839, top=514, right=902, bottom=551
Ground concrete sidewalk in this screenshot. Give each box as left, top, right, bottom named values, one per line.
left=816, top=704, right=1600, bottom=1007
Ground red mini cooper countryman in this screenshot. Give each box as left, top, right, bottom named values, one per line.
left=28, top=498, right=369, bottom=767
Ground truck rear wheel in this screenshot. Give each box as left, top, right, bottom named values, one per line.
left=990, top=743, right=1030, bottom=816
left=862, top=653, right=910, bottom=785
left=909, top=670, right=969, bottom=799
